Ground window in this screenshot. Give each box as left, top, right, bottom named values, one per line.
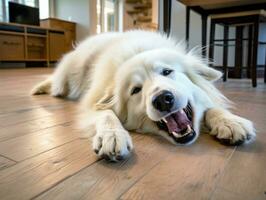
left=97, top=0, right=122, bottom=33
left=39, top=0, right=49, bottom=19
left=20, top=0, right=38, bottom=7
left=0, top=0, right=4, bottom=21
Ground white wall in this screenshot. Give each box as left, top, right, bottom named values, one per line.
left=169, top=0, right=266, bottom=66
left=55, top=0, right=96, bottom=42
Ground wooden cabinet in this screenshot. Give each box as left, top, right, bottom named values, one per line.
left=27, top=36, right=47, bottom=59
left=0, top=22, right=67, bottom=66
left=49, top=31, right=65, bottom=61
left=0, top=33, right=25, bottom=60
left=41, top=18, right=76, bottom=52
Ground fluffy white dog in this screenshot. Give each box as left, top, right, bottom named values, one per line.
left=31, top=30, right=255, bottom=161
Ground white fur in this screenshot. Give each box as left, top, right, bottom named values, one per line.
left=31, top=30, right=256, bottom=161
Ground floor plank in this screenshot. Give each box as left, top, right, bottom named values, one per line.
left=0, top=156, right=16, bottom=171
left=0, top=102, right=75, bottom=128
left=0, top=123, right=79, bottom=161
left=0, top=107, right=77, bottom=142
left=36, top=134, right=234, bottom=200
left=0, top=96, right=71, bottom=115
left=0, top=139, right=97, bottom=200
left=35, top=134, right=174, bottom=200
left=210, top=101, right=266, bottom=200
left=120, top=136, right=234, bottom=200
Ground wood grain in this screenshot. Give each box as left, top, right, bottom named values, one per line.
left=0, top=123, right=80, bottom=161
left=120, top=136, right=235, bottom=200
left=0, top=22, right=66, bottom=63
left=0, top=108, right=77, bottom=142
left=35, top=134, right=175, bottom=200
left=0, top=139, right=97, bottom=200
left=0, top=102, right=75, bottom=128
left=210, top=100, right=266, bottom=200
left=0, top=156, right=16, bottom=171
left=0, top=69, right=265, bottom=200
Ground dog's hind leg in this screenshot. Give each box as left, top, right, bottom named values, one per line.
left=31, top=78, right=52, bottom=95
left=205, top=108, right=256, bottom=145
left=30, top=53, right=72, bottom=97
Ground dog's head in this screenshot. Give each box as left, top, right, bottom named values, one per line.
left=96, top=48, right=222, bottom=145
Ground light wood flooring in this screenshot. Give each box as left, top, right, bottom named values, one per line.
left=0, top=68, right=265, bottom=200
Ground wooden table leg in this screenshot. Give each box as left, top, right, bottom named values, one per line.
left=223, top=25, right=229, bottom=81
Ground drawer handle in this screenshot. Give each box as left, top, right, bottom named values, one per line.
left=3, top=41, right=21, bottom=45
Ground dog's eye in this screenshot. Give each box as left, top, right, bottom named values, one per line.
left=162, top=69, right=173, bottom=76
left=131, top=86, right=142, bottom=95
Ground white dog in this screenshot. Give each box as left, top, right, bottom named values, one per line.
left=31, top=30, right=255, bottom=161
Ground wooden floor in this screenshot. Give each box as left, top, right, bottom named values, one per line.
left=0, top=68, right=265, bottom=200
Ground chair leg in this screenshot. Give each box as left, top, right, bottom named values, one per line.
left=209, top=20, right=215, bottom=67
left=163, top=0, right=172, bottom=36
left=223, top=25, right=229, bottom=81
left=201, top=14, right=207, bottom=58
left=247, top=25, right=253, bottom=79
left=251, top=19, right=259, bottom=87
left=264, top=47, right=266, bottom=83
left=234, top=26, right=243, bottom=78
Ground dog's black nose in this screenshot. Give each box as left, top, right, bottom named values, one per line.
left=152, top=90, right=174, bottom=112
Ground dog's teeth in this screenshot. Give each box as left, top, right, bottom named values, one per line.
left=172, top=131, right=181, bottom=138
left=162, top=118, right=167, bottom=123
left=187, top=125, right=192, bottom=133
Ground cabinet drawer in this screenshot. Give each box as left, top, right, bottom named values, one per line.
left=0, top=34, right=25, bottom=60
left=27, top=36, right=47, bottom=59
left=49, top=32, right=66, bottom=61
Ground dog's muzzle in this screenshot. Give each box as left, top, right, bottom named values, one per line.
left=153, top=91, right=196, bottom=144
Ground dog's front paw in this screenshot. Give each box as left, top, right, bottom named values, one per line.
left=92, top=129, right=133, bottom=161
left=210, top=115, right=256, bottom=145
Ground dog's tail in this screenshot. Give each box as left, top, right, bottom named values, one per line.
left=31, top=77, right=52, bottom=95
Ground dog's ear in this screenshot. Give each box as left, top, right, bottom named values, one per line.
left=185, top=54, right=222, bottom=81
left=193, top=63, right=222, bottom=81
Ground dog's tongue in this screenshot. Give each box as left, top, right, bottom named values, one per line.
left=165, top=110, right=191, bottom=133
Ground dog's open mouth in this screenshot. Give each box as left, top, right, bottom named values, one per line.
left=156, top=103, right=196, bottom=144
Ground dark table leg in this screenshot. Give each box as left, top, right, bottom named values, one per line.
left=223, top=25, right=229, bottom=81
left=201, top=14, right=207, bottom=58
left=209, top=20, right=215, bottom=67
left=264, top=43, right=266, bottom=83
left=252, top=18, right=259, bottom=87
left=247, top=25, right=253, bottom=79
left=234, top=26, right=243, bottom=78
left=163, top=0, right=172, bottom=36
left=186, top=6, right=190, bottom=50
